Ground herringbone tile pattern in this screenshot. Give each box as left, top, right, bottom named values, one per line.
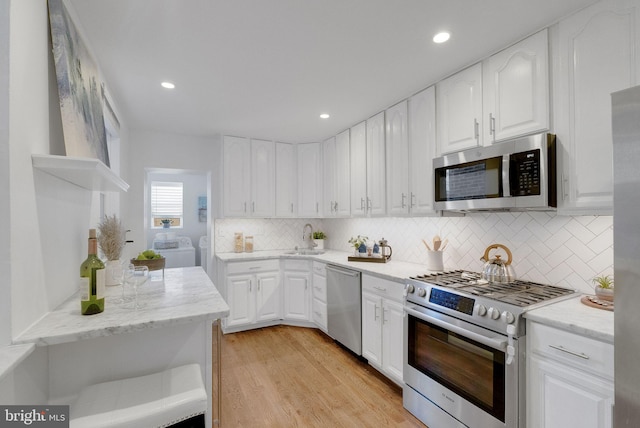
left=214, top=213, right=613, bottom=294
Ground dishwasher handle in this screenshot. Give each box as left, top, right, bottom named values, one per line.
left=326, top=265, right=361, bottom=277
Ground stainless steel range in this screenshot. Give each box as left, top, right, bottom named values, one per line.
left=403, top=270, right=576, bottom=428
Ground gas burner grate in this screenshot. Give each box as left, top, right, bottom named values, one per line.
left=409, top=271, right=575, bottom=306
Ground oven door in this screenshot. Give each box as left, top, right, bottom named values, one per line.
left=403, top=304, right=521, bottom=428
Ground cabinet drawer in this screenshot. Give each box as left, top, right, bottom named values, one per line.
left=312, top=275, right=327, bottom=302
left=362, top=275, right=404, bottom=302
left=312, top=298, right=327, bottom=329
left=282, top=259, right=310, bottom=271
left=312, top=261, right=326, bottom=276
left=528, top=321, right=614, bottom=380
left=227, top=259, right=279, bottom=275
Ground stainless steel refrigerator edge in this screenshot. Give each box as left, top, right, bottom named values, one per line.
left=613, top=84, right=640, bottom=426
left=326, top=265, right=362, bottom=355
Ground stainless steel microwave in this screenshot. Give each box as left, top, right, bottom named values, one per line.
left=434, top=133, right=557, bottom=212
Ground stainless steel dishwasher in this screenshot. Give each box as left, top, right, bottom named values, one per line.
left=326, top=264, right=362, bottom=355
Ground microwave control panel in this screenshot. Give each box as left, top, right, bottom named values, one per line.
left=510, top=149, right=540, bottom=196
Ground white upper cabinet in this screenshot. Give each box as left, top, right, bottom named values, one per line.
left=350, top=121, right=368, bottom=217
left=250, top=139, right=276, bottom=217
left=436, top=63, right=483, bottom=154
left=385, top=101, right=410, bottom=216
left=222, top=136, right=252, bottom=217
left=334, top=130, right=351, bottom=217
left=323, top=136, right=337, bottom=216
left=554, top=0, right=640, bottom=214
left=483, top=29, right=550, bottom=144
left=223, top=136, right=275, bottom=217
left=275, top=142, right=297, bottom=217
left=323, top=132, right=350, bottom=217
left=408, top=86, right=438, bottom=215
left=366, top=112, right=386, bottom=216
left=297, top=142, right=323, bottom=217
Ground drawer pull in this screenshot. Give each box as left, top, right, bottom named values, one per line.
left=373, top=286, right=387, bottom=292
left=549, top=344, right=590, bottom=360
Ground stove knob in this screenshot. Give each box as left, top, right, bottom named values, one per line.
left=501, top=311, right=515, bottom=324
left=474, top=304, right=487, bottom=316
left=405, top=284, right=415, bottom=294
left=488, top=307, right=501, bottom=320
left=417, top=288, right=427, bottom=297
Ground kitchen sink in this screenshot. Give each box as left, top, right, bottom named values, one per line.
left=284, top=249, right=326, bottom=255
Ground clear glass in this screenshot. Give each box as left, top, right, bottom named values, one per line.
left=125, top=265, right=149, bottom=309
left=111, top=262, right=134, bottom=305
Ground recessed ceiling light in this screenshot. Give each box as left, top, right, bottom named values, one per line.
left=433, top=32, right=451, bottom=44
left=161, top=81, right=175, bottom=89
left=320, top=113, right=330, bottom=119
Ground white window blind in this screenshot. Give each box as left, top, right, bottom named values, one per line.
left=151, top=181, right=183, bottom=218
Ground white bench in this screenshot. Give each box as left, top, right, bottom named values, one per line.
left=70, top=364, right=207, bottom=428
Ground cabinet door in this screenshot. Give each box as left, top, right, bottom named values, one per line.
left=386, top=101, right=410, bottom=216
left=334, top=129, right=351, bottom=217
left=350, top=121, right=367, bottom=217
left=555, top=0, right=640, bottom=213
left=381, top=299, right=405, bottom=385
left=528, top=354, right=614, bottom=428
left=222, top=136, right=251, bottom=217
left=275, top=142, right=297, bottom=217
left=408, top=86, right=437, bottom=215
left=436, top=63, right=483, bottom=154
left=366, top=112, right=386, bottom=216
left=225, top=274, right=254, bottom=327
left=483, top=29, right=549, bottom=144
left=250, top=139, right=275, bottom=217
left=283, top=271, right=310, bottom=321
left=323, top=137, right=337, bottom=215
left=297, top=142, right=322, bottom=217
left=255, top=272, right=280, bottom=322
left=361, top=292, right=382, bottom=367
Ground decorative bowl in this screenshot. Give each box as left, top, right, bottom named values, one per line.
left=130, top=257, right=165, bottom=272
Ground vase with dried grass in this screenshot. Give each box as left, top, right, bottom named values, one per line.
left=97, top=214, right=126, bottom=286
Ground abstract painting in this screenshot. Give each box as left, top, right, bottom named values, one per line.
left=48, top=0, right=110, bottom=167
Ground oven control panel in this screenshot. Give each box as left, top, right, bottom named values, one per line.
left=429, top=288, right=475, bottom=315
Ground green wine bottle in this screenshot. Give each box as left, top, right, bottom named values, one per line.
left=80, top=229, right=105, bottom=315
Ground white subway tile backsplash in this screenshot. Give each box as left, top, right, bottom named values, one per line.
left=214, top=213, right=612, bottom=294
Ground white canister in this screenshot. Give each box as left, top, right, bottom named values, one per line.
left=426, top=251, right=444, bottom=271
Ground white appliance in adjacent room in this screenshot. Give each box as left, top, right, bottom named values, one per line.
left=153, top=234, right=196, bottom=268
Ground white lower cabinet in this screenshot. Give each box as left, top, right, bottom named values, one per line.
left=282, top=260, right=311, bottom=321
left=527, top=321, right=614, bottom=428
left=224, top=259, right=281, bottom=330
left=311, top=261, right=327, bottom=331
left=361, top=274, right=404, bottom=386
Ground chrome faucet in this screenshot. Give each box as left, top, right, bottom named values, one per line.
left=302, top=223, right=317, bottom=249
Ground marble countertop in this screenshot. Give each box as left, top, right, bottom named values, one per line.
left=216, top=249, right=437, bottom=283
left=0, top=343, right=35, bottom=382
left=525, top=295, right=614, bottom=343
left=12, top=267, right=230, bottom=347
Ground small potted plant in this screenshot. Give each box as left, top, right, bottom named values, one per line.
left=348, top=235, right=368, bottom=256
left=592, top=274, right=614, bottom=302
left=313, top=231, right=326, bottom=250
left=160, top=219, right=172, bottom=229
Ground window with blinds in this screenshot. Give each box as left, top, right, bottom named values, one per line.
left=151, top=181, right=183, bottom=228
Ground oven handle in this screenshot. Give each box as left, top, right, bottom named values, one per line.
left=405, top=306, right=508, bottom=352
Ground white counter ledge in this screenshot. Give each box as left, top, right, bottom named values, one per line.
left=0, top=343, right=35, bottom=382
left=525, top=295, right=614, bottom=344
left=13, top=267, right=230, bottom=347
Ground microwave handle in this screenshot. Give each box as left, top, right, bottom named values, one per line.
left=502, top=155, right=511, bottom=197
left=404, top=306, right=508, bottom=352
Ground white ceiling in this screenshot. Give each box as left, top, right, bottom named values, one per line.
left=68, top=0, right=597, bottom=144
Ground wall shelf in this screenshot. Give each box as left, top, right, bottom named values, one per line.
left=32, top=154, right=129, bottom=192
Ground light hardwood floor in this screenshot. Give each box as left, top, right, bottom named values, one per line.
left=220, top=325, right=426, bottom=427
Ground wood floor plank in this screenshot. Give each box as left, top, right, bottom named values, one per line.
left=221, top=325, right=426, bottom=427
